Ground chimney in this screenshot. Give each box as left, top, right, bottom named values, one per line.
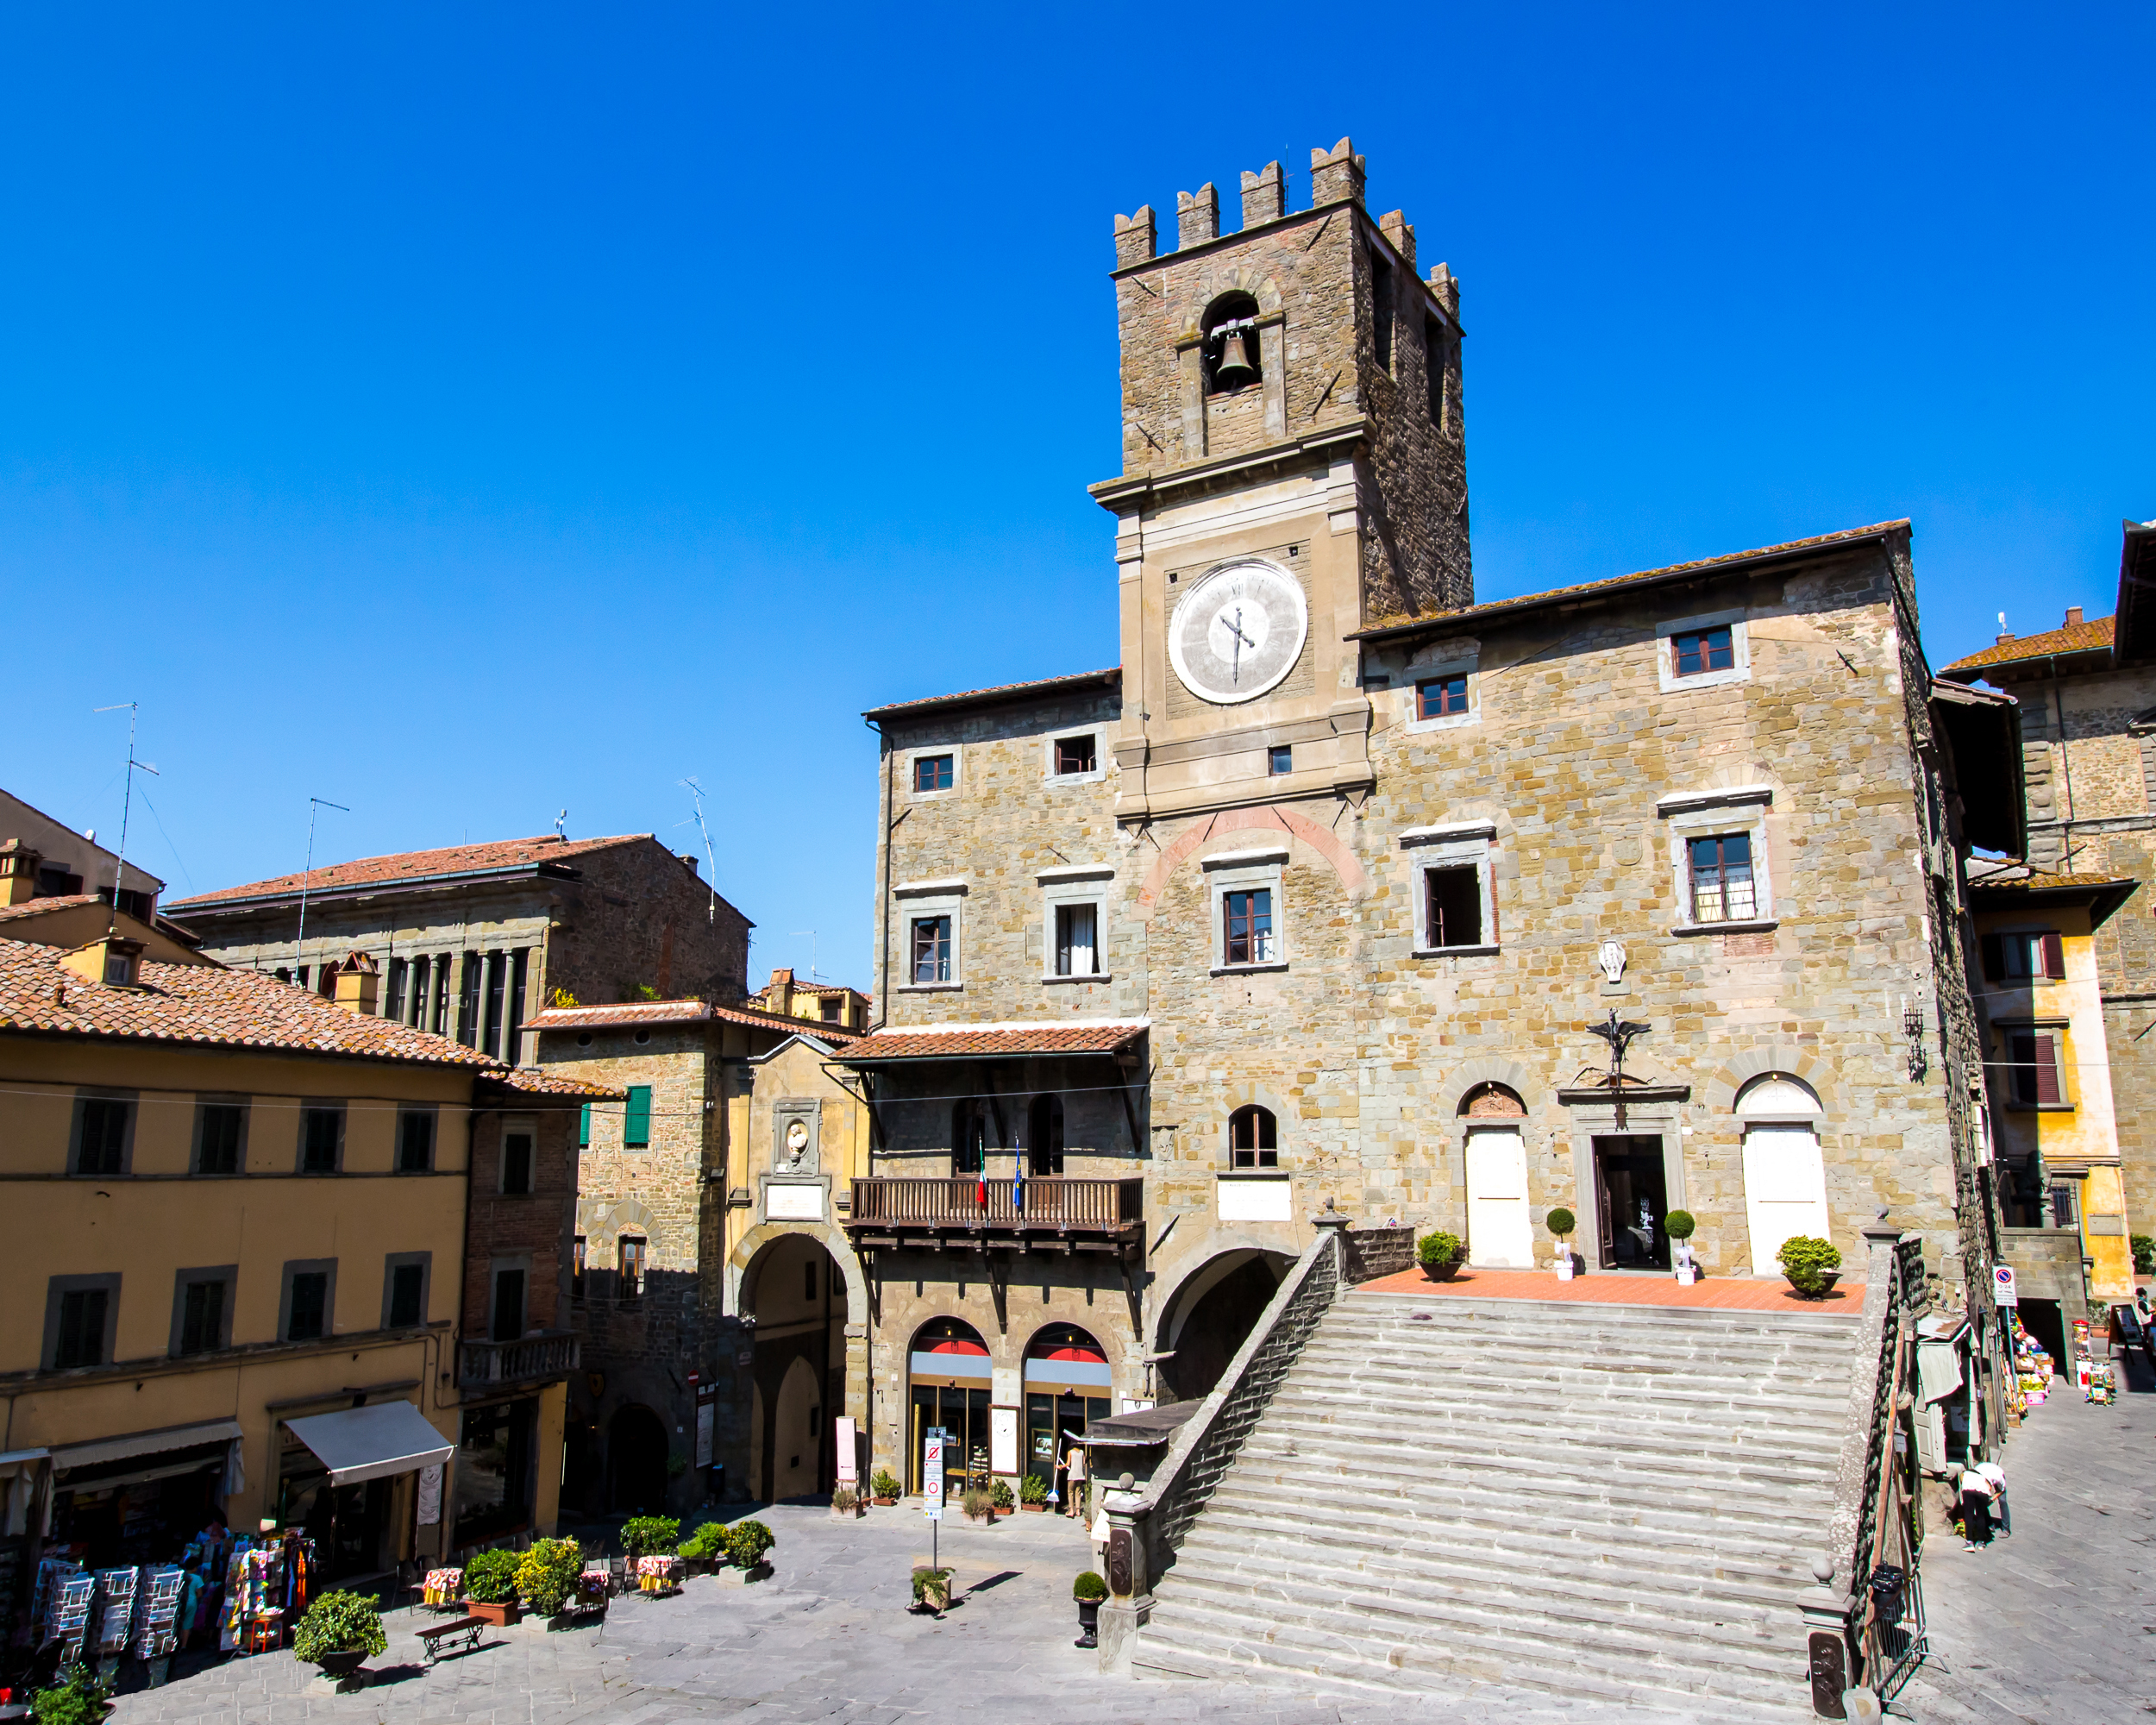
left=1239, top=162, right=1285, bottom=228
left=1309, top=137, right=1366, bottom=208
left=1377, top=210, right=1415, bottom=273
left=0, top=839, right=40, bottom=906
left=1176, top=184, right=1219, bottom=249
left=60, top=933, right=145, bottom=988
left=331, top=950, right=379, bottom=1015
left=680, top=853, right=700, bottom=875
left=1112, top=206, right=1156, bottom=268
left=766, top=967, right=795, bottom=1017
left=2065, top=605, right=2084, bottom=627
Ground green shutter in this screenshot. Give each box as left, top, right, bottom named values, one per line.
left=578, top=1102, right=592, bottom=1149
left=625, top=1086, right=651, bottom=1148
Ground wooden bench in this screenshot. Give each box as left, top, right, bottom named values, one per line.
left=417, top=1616, right=487, bottom=1664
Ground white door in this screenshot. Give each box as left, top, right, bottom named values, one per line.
left=1464, top=1129, right=1533, bottom=1267
left=1743, top=1126, right=1831, bottom=1275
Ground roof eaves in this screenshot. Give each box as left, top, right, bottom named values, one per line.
left=863, top=668, right=1122, bottom=724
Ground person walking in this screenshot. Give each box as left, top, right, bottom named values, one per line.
left=1064, top=1438, right=1087, bottom=1519
left=1958, top=1462, right=1997, bottom=1552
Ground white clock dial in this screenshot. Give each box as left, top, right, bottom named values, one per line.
left=1168, top=559, right=1309, bottom=705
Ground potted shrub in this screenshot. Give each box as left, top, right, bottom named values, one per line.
left=830, top=1486, right=862, bottom=1521
left=678, top=1521, right=725, bottom=1573
left=911, top=1565, right=954, bottom=1615
left=721, top=1518, right=775, bottom=1578
left=1546, top=1208, right=1577, bottom=1280
left=1665, top=1210, right=1698, bottom=1283
left=1777, top=1235, right=1844, bottom=1298
left=31, top=1662, right=110, bottom=1725
left=513, top=1537, right=586, bottom=1621
left=990, top=1477, right=1014, bottom=1515
left=870, top=1468, right=901, bottom=1507
left=1416, top=1229, right=1465, bottom=1281
left=1018, top=1473, right=1048, bottom=1512
left=1073, top=1570, right=1108, bottom=1648
left=620, top=1516, right=681, bottom=1564
left=461, top=1550, right=523, bottom=1626
left=961, top=1486, right=995, bottom=1526
left=291, top=1589, right=387, bottom=1681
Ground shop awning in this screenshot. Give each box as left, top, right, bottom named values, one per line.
left=284, top=1402, right=453, bottom=1485
left=48, top=1421, right=243, bottom=1475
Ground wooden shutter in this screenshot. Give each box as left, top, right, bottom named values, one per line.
left=2040, top=931, right=2066, bottom=980
left=2033, top=1033, right=2062, bottom=1105
left=1979, top=934, right=2004, bottom=981
left=624, top=1085, right=651, bottom=1147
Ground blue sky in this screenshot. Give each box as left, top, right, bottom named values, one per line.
left=3, top=4, right=2151, bottom=991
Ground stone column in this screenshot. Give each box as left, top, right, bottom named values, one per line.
left=1095, top=1471, right=1152, bottom=1676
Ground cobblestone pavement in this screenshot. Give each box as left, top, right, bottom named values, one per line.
left=1902, top=1352, right=2156, bottom=1723
left=102, top=1501, right=1793, bottom=1724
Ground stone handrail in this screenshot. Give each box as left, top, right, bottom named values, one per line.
left=456, top=1330, right=580, bottom=1388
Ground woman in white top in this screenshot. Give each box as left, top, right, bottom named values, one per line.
left=1064, top=1440, right=1087, bottom=1518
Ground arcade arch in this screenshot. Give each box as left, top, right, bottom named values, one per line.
left=1155, top=1249, right=1292, bottom=1402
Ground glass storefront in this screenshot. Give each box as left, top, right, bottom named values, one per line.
left=450, top=1399, right=535, bottom=1547
left=1024, top=1325, right=1111, bottom=1509
left=907, top=1318, right=992, bottom=1496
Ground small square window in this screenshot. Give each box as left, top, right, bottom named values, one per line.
left=1230, top=1104, right=1278, bottom=1170
left=1268, top=745, right=1293, bottom=776
left=912, top=915, right=953, bottom=984
left=286, top=1270, right=329, bottom=1340
left=55, top=1286, right=110, bottom=1369
left=1053, top=734, right=1097, bottom=775
left=1224, top=889, right=1275, bottom=966
left=1416, top=675, right=1469, bottom=720
left=1687, top=832, right=1757, bottom=923
left=2048, top=1181, right=2079, bottom=1228
left=298, top=1107, right=342, bottom=1174
left=1425, top=865, right=1483, bottom=949
left=914, top=754, right=954, bottom=793
left=75, top=1097, right=129, bottom=1176
left=819, top=996, right=842, bottom=1021
left=176, top=1277, right=228, bottom=1357
left=1672, top=626, right=1736, bottom=678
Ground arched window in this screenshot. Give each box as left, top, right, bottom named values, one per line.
left=951, top=1099, right=986, bottom=1176
left=1734, top=1073, right=1822, bottom=1118
left=1027, top=1095, right=1064, bottom=1178
left=1202, top=292, right=1262, bottom=395
left=1229, top=1104, right=1277, bottom=1170
left=1458, top=1082, right=1526, bottom=1119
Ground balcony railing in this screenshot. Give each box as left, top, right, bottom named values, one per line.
left=457, top=1330, right=580, bottom=1389
left=844, top=1176, right=1143, bottom=1252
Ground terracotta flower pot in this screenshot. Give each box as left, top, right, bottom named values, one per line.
left=872, top=1496, right=896, bottom=1507
left=468, top=1600, right=521, bottom=1626
left=1020, top=1502, right=1046, bottom=1512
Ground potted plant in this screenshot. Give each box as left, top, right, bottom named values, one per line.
left=1073, top=1570, right=1108, bottom=1648
left=830, top=1486, right=862, bottom=1521
left=621, top=1516, right=681, bottom=1563
left=870, top=1468, right=901, bottom=1507
left=960, top=1485, right=996, bottom=1526
left=911, top=1565, right=954, bottom=1615
left=31, top=1662, right=110, bottom=1725
left=990, top=1477, right=1015, bottom=1515
left=1018, top=1473, right=1049, bottom=1512
left=1546, top=1208, right=1577, bottom=1280
left=513, top=1537, right=586, bottom=1622
left=678, top=1521, right=725, bottom=1573
left=461, top=1550, right=523, bottom=1626
left=720, top=1517, right=776, bottom=1579
left=291, top=1589, right=387, bottom=1681
left=1416, top=1229, right=1465, bottom=1281
left=1777, top=1235, right=1844, bottom=1298
left=1665, top=1210, right=1698, bottom=1283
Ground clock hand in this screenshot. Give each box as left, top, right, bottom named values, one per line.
left=1231, top=606, right=1244, bottom=681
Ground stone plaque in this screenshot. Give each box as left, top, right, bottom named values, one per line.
left=1807, top=1631, right=1847, bottom=1719
left=767, top=1182, right=824, bottom=1221
left=1218, top=1175, right=1291, bottom=1223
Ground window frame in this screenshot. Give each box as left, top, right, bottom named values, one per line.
left=1998, top=1019, right=2073, bottom=1110
left=69, top=1090, right=136, bottom=1177
left=1045, top=729, right=1106, bottom=785
left=1038, top=865, right=1113, bottom=983
left=1664, top=798, right=1775, bottom=933
left=191, top=1097, right=248, bottom=1176
left=43, top=1272, right=122, bottom=1371
left=1982, top=928, right=2067, bottom=983
left=487, top=1254, right=532, bottom=1342
left=395, top=1106, right=436, bottom=1175
left=906, top=746, right=961, bottom=802
left=1267, top=744, right=1293, bottom=777
left=169, top=1264, right=238, bottom=1358
left=278, top=1258, right=338, bottom=1343
left=296, top=1101, right=347, bottom=1175
left=1401, top=824, right=1499, bottom=957
left=1657, top=608, right=1752, bottom=693
left=1228, top=1104, right=1279, bottom=1170
left=1404, top=646, right=1481, bottom=735
left=498, top=1115, right=538, bottom=1194
left=1205, top=849, right=1288, bottom=974
left=617, top=1235, right=647, bottom=1303
left=894, top=881, right=966, bottom=991
left=381, top=1251, right=432, bottom=1330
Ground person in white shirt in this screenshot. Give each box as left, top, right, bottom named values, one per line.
left=1957, top=1463, right=1997, bottom=1551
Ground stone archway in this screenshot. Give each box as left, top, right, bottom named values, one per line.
left=1154, top=1249, right=1293, bottom=1402
left=735, top=1229, right=851, bottom=1503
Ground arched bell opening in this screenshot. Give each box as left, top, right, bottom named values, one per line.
left=1202, top=292, right=1262, bottom=394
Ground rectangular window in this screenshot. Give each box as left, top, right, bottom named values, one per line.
left=2049, top=1182, right=2080, bottom=1229
left=484, top=951, right=506, bottom=1059
left=2009, top=1030, right=2064, bottom=1107
left=618, top=1237, right=646, bottom=1303
left=491, top=1267, right=526, bottom=1342
left=624, top=1086, right=652, bottom=1149
left=1672, top=626, right=1736, bottom=678
left=281, top=1264, right=333, bottom=1342
left=298, top=1106, right=342, bottom=1174
left=1983, top=931, right=2066, bottom=982
left=385, top=1260, right=426, bottom=1328
left=1425, top=866, right=1483, bottom=949
left=74, top=1097, right=129, bottom=1176
left=572, top=1236, right=587, bottom=1299
left=194, top=1102, right=244, bottom=1175
left=385, top=957, right=406, bottom=1021
left=429, top=957, right=450, bottom=1035
left=912, top=915, right=953, bottom=984
left=1268, top=744, right=1293, bottom=776
left=1223, top=889, right=1275, bottom=966
left=54, top=1287, right=110, bottom=1369
left=1231, top=1107, right=1278, bottom=1170
left=1055, top=903, right=1099, bottom=977
left=35, top=863, right=82, bottom=898
left=178, top=1278, right=226, bottom=1357
left=501, top=1128, right=535, bottom=1195
left=578, top=1102, right=592, bottom=1149
left=1688, top=833, right=1757, bottom=923
left=1416, top=674, right=1469, bottom=720
left=397, top=1110, right=435, bottom=1174
left=1054, top=734, right=1097, bottom=775
left=819, top=996, right=842, bottom=1021
left=913, top=754, right=954, bottom=793
left=457, top=954, right=483, bottom=1047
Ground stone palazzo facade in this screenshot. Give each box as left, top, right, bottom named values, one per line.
left=837, top=142, right=2024, bottom=1500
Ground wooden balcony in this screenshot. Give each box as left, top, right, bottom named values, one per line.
left=457, top=1330, right=580, bottom=1390
left=843, top=1176, right=1143, bottom=1257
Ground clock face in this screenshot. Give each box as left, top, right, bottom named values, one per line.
left=1168, top=559, right=1309, bottom=705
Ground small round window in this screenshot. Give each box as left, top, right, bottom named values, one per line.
left=576, top=1032, right=593, bottom=1048
left=634, top=1029, right=652, bottom=1045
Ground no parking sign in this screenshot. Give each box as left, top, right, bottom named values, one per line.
left=1993, top=1264, right=2018, bottom=1307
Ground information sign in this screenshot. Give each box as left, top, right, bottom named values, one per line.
left=835, top=1416, right=858, bottom=1486
left=989, top=1406, right=1018, bottom=1477
left=923, top=1427, right=945, bottom=1520
left=1992, top=1264, right=2017, bottom=1308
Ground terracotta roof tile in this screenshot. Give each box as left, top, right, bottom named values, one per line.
left=480, top=1068, right=625, bottom=1101
left=0, top=894, right=102, bottom=925
left=863, top=668, right=1121, bottom=724
left=166, top=834, right=648, bottom=911
left=839, top=1020, right=1148, bottom=1062
left=525, top=998, right=862, bottom=1042
left=1968, top=866, right=2134, bottom=893
left=0, top=941, right=498, bottom=1068
left=1940, top=615, right=2115, bottom=675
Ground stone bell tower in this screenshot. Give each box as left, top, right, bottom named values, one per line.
left=1089, top=139, right=1472, bottom=825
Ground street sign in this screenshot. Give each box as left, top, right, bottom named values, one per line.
left=923, top=1427, right=945, bottom=1520
left=1992, top=1264, right=2017, bottom=1307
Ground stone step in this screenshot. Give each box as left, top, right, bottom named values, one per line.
left=1304, top=1316, right=1857, bottom=1363
left=1250, top=1407, right=1845, bottom=1475
left=1285, top=1348, right=1854, bottom=1402
left=1341, top=1290, right=1859, bottom=1337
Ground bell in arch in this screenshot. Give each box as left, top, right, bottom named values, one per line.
left=1211, top=323, right=1259, bottom=392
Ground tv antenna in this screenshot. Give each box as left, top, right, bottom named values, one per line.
left=678, top=777, right=719, bottom=924
left=791, top=930, right=822, bottom=983
left=554, top=808, right=568, bottom=840
left=292, top=797, right=350, bottom=985
left=91, top=703, right=159, bottom=937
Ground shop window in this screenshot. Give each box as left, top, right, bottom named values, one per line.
left=396, top=1109, right=435, bottom=1174
left=193, top=1101, right=245, bottom=1175
left=624, top=1086, right=652, bottom=1149
left=913, top=754, right=955, bottom=794
left=2008, top=1030, right=2065, bottom=1107
left=1023, top=1322, right=1111, bottom=1503
left=1028, top=1094, right=1065, bottom=1178
left=1687, top=833, right=1758, bottom=923
left=172, top=1269, right=233, bottom=1358
left=912, top=915, right=953, bottom=984
left=617, top=1237, right=646, bottom=1302
left=298, top=1105, right=343, bottom=1174
left=72, top=1095, right=132, bottom=1176
left=1982, top=931, right=2066, bottom=982
left=500, top=1126, right=535, bottom=1195
left=952, top=1099, right=987, bottom=1176
left=908, top=1317, right=992, bottom=1496
left=1230, top=1104, right=1278, bottom=1170
left=279, top=1259, right=336, bottom=1342
left=44, top=1273, right=119, bottom=1370
left=383, top=1254, right=429, bottom=1329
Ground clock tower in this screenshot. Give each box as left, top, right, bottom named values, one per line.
left=1089, top=140, right=1471, bottom=826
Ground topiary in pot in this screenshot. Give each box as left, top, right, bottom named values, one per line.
left=462, top=1549, right=523, bottom=1623
left=1665, top=1210, right=1698, bottom=1281
left=1072, top=1570, right=1109, bottom=1648
left=291, top=1589, right=388, bottom=1672
left=1416, top=1230, right=1465, bottom=1280
left=620, top=1516, right=681, bottom=1562
left=514, top=1537, right=586, bottom=1616
left=32, top=1663, right=110, bottom=1725
left=870, top=1468, right=902, bottom=1504
left=1546, top=1208, right=1578, bottom=1277
left=1777, top=1235, right=1844, bottom=1297
left=990, top=1477, right=1014, bottom=1511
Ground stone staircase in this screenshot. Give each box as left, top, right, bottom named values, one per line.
left=1132, top=1289, right=1857, bottom=1716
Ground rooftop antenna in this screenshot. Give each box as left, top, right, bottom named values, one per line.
left=791, top=930, right=822, bottom=983
left=91, top=703, right=159, bottom=937
left=1998, top=611, right=2007, bottom=635
left=678, top=777, right=719, bottom=924
left=554, top=808, right=568, bottom=840
left=293, top=797, right=350, bottom=987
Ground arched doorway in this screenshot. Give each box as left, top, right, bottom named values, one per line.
left=742, top=1231, right=848, bottom=1502
left=1156, top=1251, right=1290, bottom=1402
left=1024, top=1323, right=1109, bottom=1514
left=607, top=1404, right=668, bottom=1514
left=1736, top=1072, right=1827, bottom=1274
left=907, top=1317, right=990, bottom=1497
left=1461, top=1082, right=1532, bottom=1267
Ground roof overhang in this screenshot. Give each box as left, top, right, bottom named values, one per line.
left=1969, top=874, right=2138, bottom=929
left=169, top=859, right=586, bottom=918
left=837, top=1020, right=1150, bottom=1066
left=1929, top=678, right=2028, bottom=856
left=2113, top=520, right=2156, bottom=668
left=863, top=668, right=1123, bottom=726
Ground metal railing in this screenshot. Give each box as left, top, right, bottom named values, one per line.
left=845, top=1176, right=1143, bottom=1233
left=456, top=1330, right=580, bottom=1388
